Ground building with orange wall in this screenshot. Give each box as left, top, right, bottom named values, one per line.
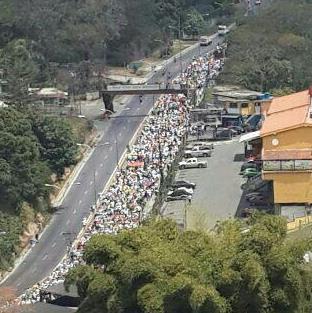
left=261, top=89, right=312, bottom=206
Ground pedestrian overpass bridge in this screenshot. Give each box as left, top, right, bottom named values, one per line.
left=102, top=83, right=191, bottom=96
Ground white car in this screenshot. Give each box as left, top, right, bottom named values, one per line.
left=186, top=142, right=214, bottom=150
left=178, top=158, right=207, bottom=169
left=168, top=187, right=194, bottom=195
left=199, top=36, right=212, bottom=46
left=255, top=0, right=261, bottom=5
left=184, top=146, right=212, bottom=158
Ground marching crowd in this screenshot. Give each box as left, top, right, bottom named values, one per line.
left=19, top=49, right=225, bottom=305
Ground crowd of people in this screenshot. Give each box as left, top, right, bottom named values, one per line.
left=19, top=50, right=225, bottom=305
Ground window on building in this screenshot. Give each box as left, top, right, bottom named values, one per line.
left=294, top=160, right=312, bottom=170
left=281, top=160, right=295, bottom=170
left=229, top=103, right=237, bottom=108
left=241, top=103, right=248, bottom=108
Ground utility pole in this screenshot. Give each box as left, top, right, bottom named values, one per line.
left=115, top=134, right=119, bottom=169
left=179, top=14, right=183, bottom=76
left=93, top=169, right=97, bottom=204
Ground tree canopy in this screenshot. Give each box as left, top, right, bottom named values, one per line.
left=0, top=0, right=235, bottom=66
left=218, top=0, right=312, bottom=94
left=65, top=215, right=312, bottom=313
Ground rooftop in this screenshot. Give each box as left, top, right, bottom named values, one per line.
left=212, top=85, right=265, bottom=101
left=261, top=90, right=312, bottom=136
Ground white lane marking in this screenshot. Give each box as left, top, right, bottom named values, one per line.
left=136, top=107, right=140, bottom=111
left=42, top=254, right=48, bottom=261
left=52, top=242, right=56, bottom=248
left=78, top=200, right=82, bottom=204
left=95, top=171, right=98, bottom=176
left=123, top=126, right=127, bottom=130
left=90, top=181, right=93, bottom=185
left=66, top=219, right=70, bottom=226
left=73, top=209, right=77, bottom=215
left=84, top=190, right=88, bottom=195
left=109, top=146, right=113, bottom=151
left=100, top=163, right=104, bottom=167
left=16, top=282, right=21, bottom=287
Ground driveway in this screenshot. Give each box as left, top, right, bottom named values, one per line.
left=162, top=139, right=246, bottom=230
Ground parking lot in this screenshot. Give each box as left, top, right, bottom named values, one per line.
left=161, top=139, right=246, bottom=230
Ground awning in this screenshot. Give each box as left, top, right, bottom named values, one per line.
left=239, top=130, right=261, bottom=143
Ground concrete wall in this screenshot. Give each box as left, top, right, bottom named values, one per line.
left=264, top=172, right=312, bottom=204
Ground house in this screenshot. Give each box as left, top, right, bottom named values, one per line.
left=30, top=88, right=69, bottom=107
left=260, top=89, right=312, bottom=208
left=212, top=85, right=271, bottom=116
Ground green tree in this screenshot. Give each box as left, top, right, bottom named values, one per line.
left=0, top=39, right=38, bottom=105
left=32, top=116, right=78, bottom=176
left=66, top=216, right=312, bottom=313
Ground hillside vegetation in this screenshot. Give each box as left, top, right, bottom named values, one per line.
left=0, top=0, right=235, bottom=66
left=218, top=0, right=312, bottom=94
left=0, top=108, right=80, bottom=271
left=65, top=215, right=312, bottom=313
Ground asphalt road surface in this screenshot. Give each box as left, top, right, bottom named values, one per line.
left=1, top=34, right=224, bottom=294
left=162, top=140, right=244, bottom=230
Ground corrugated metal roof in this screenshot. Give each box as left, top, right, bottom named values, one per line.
left=239, top=130, right=260, bottom=142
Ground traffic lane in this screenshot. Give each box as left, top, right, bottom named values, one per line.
left=3, top=181, right=96, bottom=293
left=175, top=141, right=244, bottom=230
left=1, top=36, right=218, bottom=292
left=3, top=142, right=116, bottom=293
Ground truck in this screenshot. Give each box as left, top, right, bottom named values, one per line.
left=178, top=158, right=208, bottom=169
left=218, top=25, right=230, bottom=36
left=184, top=146, right=212, bottom=158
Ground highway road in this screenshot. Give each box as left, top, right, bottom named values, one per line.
left=1, top=34, right=224, bottom=294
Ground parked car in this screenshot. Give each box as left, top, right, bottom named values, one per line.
left=166, top=194, right=192, bottom=202
left=241, top=207, right=257, bottom=218
left=247, top=196, right=268, bottom=206
left=214, top=128, right=233, bottom=140
left=168, top=187, right=193, bottom=196
left=186, top=142, right=214, bottom=150
left=184, top=146, right=212, bottom=158
left=242, top=168, right=260, bottom=178
left=228, top=125, right=244, bottom=136
left=179, top=158, right=207, bottom=169
left=245, top=192, right=263, bottom=200
left=199, top=36, right=212, bottom=46
left=171, top=180, right=196, bottom=189
left=240, top=161, right=259, bottom=172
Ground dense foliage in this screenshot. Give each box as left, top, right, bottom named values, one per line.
left=65, top=216, right=312, bottom=313
left=0, top=0, right=235, bottom=66
left=0, top=107, right=78, bottom=270
left=218, top=0, right=312, bottom=94
left=0, top=107, right=78, bottom=207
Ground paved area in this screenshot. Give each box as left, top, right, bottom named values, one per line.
left=162, top=139, right=246, bottom=230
